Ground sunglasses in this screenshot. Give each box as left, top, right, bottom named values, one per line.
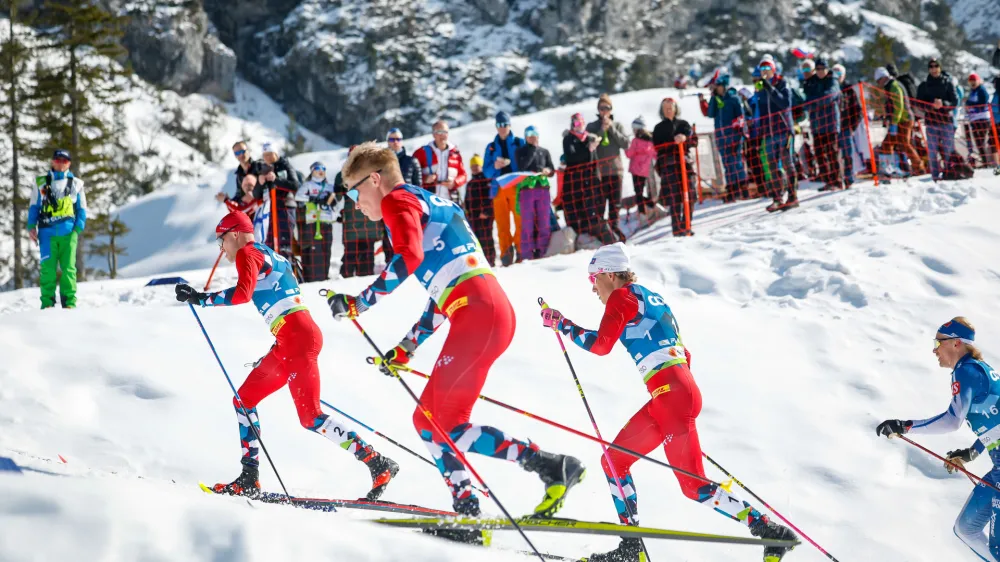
left=312, top=166, right=327, bottom=172
left=233, top=149, right=246, bottom=157
left=934, top=336, right=959, bottom=349
left=588, top=272, right=598, bottom=284
left=346, top=169, right=382, bottom=202
left=598, top=105, right=612, bottom=111
left=929, top=64, right=940, bottom=69
left=433, top=129, right=448, bottom=136
left=496, top=122, right=511, bottom=128
left=387, top=137, right=403, bottom=142
left=216, top=226, right=236, bottom=248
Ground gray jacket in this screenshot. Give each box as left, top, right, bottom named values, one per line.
left=585, top=117, right=631, bottom=177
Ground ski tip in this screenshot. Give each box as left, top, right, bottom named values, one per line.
left=198, top=482, right=216, bottom=494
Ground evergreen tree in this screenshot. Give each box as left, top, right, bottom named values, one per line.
left=85, top=211, right=129, bottom=279
left=859, top=29, right=910, bottom=82
left=31, top=0, right=133, bottom=281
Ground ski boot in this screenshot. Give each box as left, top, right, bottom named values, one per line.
left=422, top=495, right=492, bottom=545
left=750, top=517, right=798, bottom=561
left=778, top=196, right=799, bottom=211
left=580, top=538, right=645, bottom=561
left=212, top=464, right=261, bottom=499
left=521, top=448, right=586, bottom=517
left=357, top=445, right=399, bottom=501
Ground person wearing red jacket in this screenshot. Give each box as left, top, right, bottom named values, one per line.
left=541, top=243, right=796, bottom=562
left=411, top=120, right=467, bottom=202
left=174, top=211, right=398, bottom=501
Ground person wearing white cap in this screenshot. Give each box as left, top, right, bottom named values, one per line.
left=541, top=243, right=797, bottom=562
left=259, top=141, right=301, bottom=253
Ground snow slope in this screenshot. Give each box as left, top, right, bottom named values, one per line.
left=3, top=168, right=1000, bottom=561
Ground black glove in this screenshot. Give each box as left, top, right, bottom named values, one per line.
left=376, top=341, right=417, bottom=376
left=944, top=447, right=979, bottom=473
left=326, top=292, right=359, bottom=320
left=175, top=283, right=207, bottom=305
left=875, top=419, right=912, bottom=438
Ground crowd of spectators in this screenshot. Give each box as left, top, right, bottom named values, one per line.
left=219, top=42, right=1000, bottom=281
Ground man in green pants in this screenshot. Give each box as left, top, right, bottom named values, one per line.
left=26, top=149, right=87, bottom=309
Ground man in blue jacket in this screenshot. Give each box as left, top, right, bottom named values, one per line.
left=707, top=75, right=749, bottom=200
left=756, top=61, right=798, bottom=212
left=483, top=111, right=526, bottom=266
left=26, top=149, right=87, bottom=309
left=803, top=59, right=842, bottom=190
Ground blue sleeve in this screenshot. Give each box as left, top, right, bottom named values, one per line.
left=73, top=192, right=87, bottom=232
left=909, top=366, right=983, bottom=435
left=482, top=141, right=499, bottom=180
left=402, top=298, right=447, bottom=348
left=770, top=83, right=791, bottom=110
left=26, top=182, right=40, bottom=229
left=707, top=97, right=719, bottom=119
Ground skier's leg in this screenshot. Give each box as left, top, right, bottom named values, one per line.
left=38, top=232, right=57, bottom=309
left=956, top=475, right=997, bottom=561
left=233, top=347, right=289, bottom=468
left=600, top=401, right=665, bottom=525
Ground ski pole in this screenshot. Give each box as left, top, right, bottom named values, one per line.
left=188, top=305, right=295, bottom=503
left=319, top=397, right=487, bottom=496
left=539, top=297, right=650, bottom=561
left=897, top=435, right=1000, bottom=494
left=702, top=453, right=838, bottom=562
left=386, top=362, right=718, bottom=486
left=349, top=317, right=546, bottom=562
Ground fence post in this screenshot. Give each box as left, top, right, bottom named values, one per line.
left=988, top=105, right=1000, bottom=167
left=857, top=82, right=879, bottom=187
left=678, top=142, right=692, bottom=234
left=203, top=250, right=224, bottom=291
left=693, top=125, right=703, bottom=203
left=270, top=187, right=279, bottom=251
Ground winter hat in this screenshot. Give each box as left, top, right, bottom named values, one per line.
left=386, top=127, right=403, bottom=139
left=928, top=58, right=941, bottom=68
left=758, top=60, right=776, bottom=73
left=969, top=73, right=981, bottom=83
left=571, top=112, right=586, bottom=126
left=495, top=111, right=511, bottom=126
left=588, top=242, right=630, bottom=275
left=631, top=116, right=647, bottom=130
left=800, top=59, right=815, bottom=71
left=814, top=58, right=828, bottom=69
left=715, top=74, right=731, bottom=87
left=262, top=142, right=277, bottom=155
left=885, top=63, right=899, bottom=77
left=597, top=93, right=613, bottom=110
left=938, top=318, right=975, bottom=344
left=760, top=54, right=775, bottom=64
left=52, top=149, right=71, bottom=161
left=525, top=125, right=539, bottom=138
left=738, top=87, right=753, bottom=99
left=216, top=211, right=254, bottom=235
left=874, top=67, right=890, bottom=82
left=470, top=154, right=484, bottom=167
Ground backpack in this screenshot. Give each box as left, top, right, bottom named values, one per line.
left=897, top=74, right=918, bottom=100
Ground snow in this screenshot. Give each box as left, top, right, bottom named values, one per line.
left=4, top=150, right=1000, bottom=561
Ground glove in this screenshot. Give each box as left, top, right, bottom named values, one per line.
left=888, top=124, right=899, bottom=135
left=175, top=283, right=207, bottom=305
left=944, top=447, right=979, bottom=474
left=326, top=292, right=359, bottom=321
left=541, top=308, right=564, bottom=330
left=377, top=341, right=416, bottom=376
left=875, top=419, right=912, bottom=438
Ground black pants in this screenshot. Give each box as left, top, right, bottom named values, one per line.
left=300, top=222, right=334, bottom=281
left=469, top=215, right=497, bottom=266
left=599, top=173, right=624, bottom=237
left=658, top=165, right=696, bottom=236
left=632, top=174, right=650, bottom=213
left=341, top=240, right=375, bottom=278
left=814, top=132, right=842, bottom=186
left=563, top=167, right=598, bottom=236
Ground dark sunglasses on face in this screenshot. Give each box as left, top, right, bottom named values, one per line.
left=433, top=130, right=448, bottom=136
left=929, top=64, right=940, bottom=69
left=346, top=169, right=382, bottom=202
left=233, top=149, right=246, bottom=157
left=496, top=122, right=510, bottom=128
left=387, top=137, right=403, bottom=142
left=312, top=166, right=327, bottom=172
left=598, top=105, right=612, bottom=111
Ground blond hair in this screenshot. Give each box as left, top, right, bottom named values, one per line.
left=613, top=271, right=638, bottom=284
left=341, top=141, right=402, bottom=182
left=953, top=317, right=984, bottom=360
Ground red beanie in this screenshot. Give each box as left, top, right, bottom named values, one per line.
left=216, top=211, right=254, bottom=235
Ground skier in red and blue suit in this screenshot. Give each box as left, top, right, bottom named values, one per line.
left=323, top=143, right=584, bottom=534
left=175, top=210, right=398, bottom=500
left=541, top=243, right=797, bottom=562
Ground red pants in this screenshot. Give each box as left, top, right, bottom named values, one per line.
left=413, top=274, right=516, bottom=440
left=601, top=364, right=707, bottom=499
left=237, top=310, right=325, bottom=428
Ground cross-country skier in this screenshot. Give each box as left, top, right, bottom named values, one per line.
left=876, top=317, right=1000, bottom=561
left=323, top=142, right=585, bottom=542
left=175, top=210, right=398, bottom=500
left=540, top=243, right=797, bottom=562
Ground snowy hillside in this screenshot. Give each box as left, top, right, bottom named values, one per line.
left=3, top=158, right=1000, bottom=561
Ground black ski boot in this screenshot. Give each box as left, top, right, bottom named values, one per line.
left=422, top=495, right=491, bottom=545
left=750, top=517, right=798, bottom=561
left=357, top=445, right=398, bottom=501
left=212, top=464, right=261, bottom=499
left=520, top=448, right=586, bottom=517
left=581, top=537, right=644, bottom=561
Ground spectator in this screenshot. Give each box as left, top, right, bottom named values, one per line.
left=755, top=60, right=798, bottom=212
left=464, top=154, right=496, bottom=266
left=832, top=64, right=862, bottom=188
left=741, top=82, right=765, bottom=197
left=385, top=127, right=422, bottom=263
left=217, top=140, right=257, bottom=203
left=585, top=94, right=631, bottom=241
left=706, top=75, right=750, bottom=200
left=260, top=142, right=301, bottom=254
left=562, top=112, right=601, bottom=239
left=917, top=58, right=958, bottom=180
left=803, top=58, right=842, bottom=190
left=965, top=73, right=996, bottom=169
left=875, top=67, right=924, bottom=179
left=515, top=125, right=556, bottom=260
left=886, top=63, right=918, bottom=100
left=333, top=149, right=381, bottom=278
left=225, top=172, right=264, bottom=218
left=483, top=111, right=526, bottom=266
left=994, top=40, right=1000, bottom=69
left=295, top=162, right=336, bottom=281
left=26, top=149, right=87, bottom=309
left=413, top=119, right=468, bottom=202
left=652, top=98, right=697, bottom=236
left=625, top=116, right=657, bottom=214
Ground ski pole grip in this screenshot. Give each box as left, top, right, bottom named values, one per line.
left=319, top=288, right=330, bottom=298
left=537, top=297, right=548, bottom=309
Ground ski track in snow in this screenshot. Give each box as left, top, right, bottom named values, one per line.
left=3, top=157, right=1000, bottom=560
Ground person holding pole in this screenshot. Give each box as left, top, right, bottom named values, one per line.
left=322, top=142, right=585, bottom=542
left=876, top=317, right=1000, bottom=561
left=173, top=211, right=398, bottom=501
left=540, top=243, right=796, bottom=562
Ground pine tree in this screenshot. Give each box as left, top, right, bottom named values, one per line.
left=85, top=212, right=129, bottom=278
left=31, top=0, right=133, bottom=281
left=859, top=29, right=910, bottom=82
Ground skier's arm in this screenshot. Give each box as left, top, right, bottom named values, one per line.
left=402, top=298, right=447, bottom=349
left=354, top=189, right=423, bottom=313
left=909, top=366, right=983, bottom=435
left=26, top=181, right=41, bottom=230
left=204, top=246, right=263, bottom=307
left=559, top=288, right=639, bottom=356
left=73, top=180, right=87, bottom=232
